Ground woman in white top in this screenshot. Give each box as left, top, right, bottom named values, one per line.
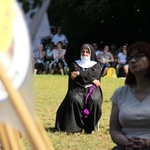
left=116, top=45, right=128, bottom=77
left=109, top=41, right=150, bottom=150
left=50, top=41, right=67, bottom=75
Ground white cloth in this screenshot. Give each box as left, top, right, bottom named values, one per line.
left=18, top=1, right=51, bottom=51
left=75, top=60, right=97, bottom=68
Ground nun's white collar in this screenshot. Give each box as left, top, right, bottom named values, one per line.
left=75, top=60, right=97, bottom=68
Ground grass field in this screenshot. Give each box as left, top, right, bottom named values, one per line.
left=22, top=75, right=125, bottom=150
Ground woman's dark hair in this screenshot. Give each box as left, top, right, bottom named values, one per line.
left=125, top=41, right=150, bottom=85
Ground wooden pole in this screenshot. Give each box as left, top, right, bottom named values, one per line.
left=0, top=122, right=24, bottom=150
left=0, top=123, right=11, bottom=150
left=0, top=61, right=54, bottom=150
left=4, top=123, right=23, bottom=150
left=35, top=116, right=54, bottom=149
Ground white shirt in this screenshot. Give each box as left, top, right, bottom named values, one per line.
left=118, top=52, right=127, bottom=63
left=95, top=50, right=101, bottom=56
left=111, top=85, right=150, bottom=139
left=51, top=34, right=68, bottom=46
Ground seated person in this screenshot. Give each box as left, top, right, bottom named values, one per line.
left=50, top=41, right=67, bottom=75
left=109, top=42, right=150, bottom=150
left=33, top=44, right=45, bottom=75
left=110, top=44, right=118, bottom=68
left=55, top=43, right=103, bottom=134
left=116, top=44, right=128, bottom=77
left=97, top=45, right=114, bottom=77
left=92, top=42, right=102, bottom=56
left=44, top=41, right=55, bottom=74
left=123, top=64, right=129, bottom=76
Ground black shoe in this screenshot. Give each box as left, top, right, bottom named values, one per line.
left=84, top=127, right=92, bottom=134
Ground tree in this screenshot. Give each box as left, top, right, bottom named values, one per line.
left=19, top=0, right=150, bottom=62
left=48, top=0, right=150, bottom=43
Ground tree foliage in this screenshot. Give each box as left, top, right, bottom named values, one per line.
left=19, top=0, right=150, bottom=62
left=48, top=0, right=150, bottom=46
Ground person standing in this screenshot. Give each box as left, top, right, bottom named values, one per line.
left=109, top=41, right=150, bottom=150
left=55, top=43, right=103, bottom=134
left=51, top=27, right=68, bottom=49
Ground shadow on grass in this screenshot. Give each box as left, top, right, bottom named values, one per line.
left=45, top=127, right=56, bottom=133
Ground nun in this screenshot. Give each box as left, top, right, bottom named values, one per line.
left=55, top=43, right=103, bottom=134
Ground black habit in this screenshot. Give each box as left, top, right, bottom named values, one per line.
left=55, top=61, right=103, bottom=134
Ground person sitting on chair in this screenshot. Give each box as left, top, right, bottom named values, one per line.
left=55, top=43, right=103, bottom=134
left=116, top=44, right=128, bottom=77
left=50, top=41, right=67, bottom=75
left=97, top=45, right=114, bottom=77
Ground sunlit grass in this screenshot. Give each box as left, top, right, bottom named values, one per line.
left=22, top=75, right=125, bottom=150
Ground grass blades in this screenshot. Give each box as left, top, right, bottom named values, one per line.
left=22, top=75, right=125, bottom=150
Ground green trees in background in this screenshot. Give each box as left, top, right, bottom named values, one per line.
left=48, top=0, right=150, bottom=63
left=19, top=0, right=150, bottom=62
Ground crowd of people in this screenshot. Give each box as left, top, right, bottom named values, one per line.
left=32, top=27, right=68, bottom=76
left=91, top=42, right=129, bottom=77
left=32, top=40, right=129, bottom=77
left=32, top=26, right=130, bottom=77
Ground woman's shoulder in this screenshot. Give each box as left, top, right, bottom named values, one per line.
left=117, top=52, right=122, bottom=55
left=113, top=85, right=129, bottom=95
left=71, top=61, right=80, bottom=67
left=62, top=49, right=66, bottom=51
left=111, top=85, right=129, bottom=104
left=115, top=85, right=128, bottom=91
left=118, top=52, right=124, bottom=56
left=72, top=61, right=78, bottom=65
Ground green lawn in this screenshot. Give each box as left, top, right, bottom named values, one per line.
left=22, top=75, right=125, bottom=150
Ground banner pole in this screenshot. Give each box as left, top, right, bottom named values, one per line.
left=0, top=123, right=11, bottom=150
left=4, top=124, right=23, bottom=150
